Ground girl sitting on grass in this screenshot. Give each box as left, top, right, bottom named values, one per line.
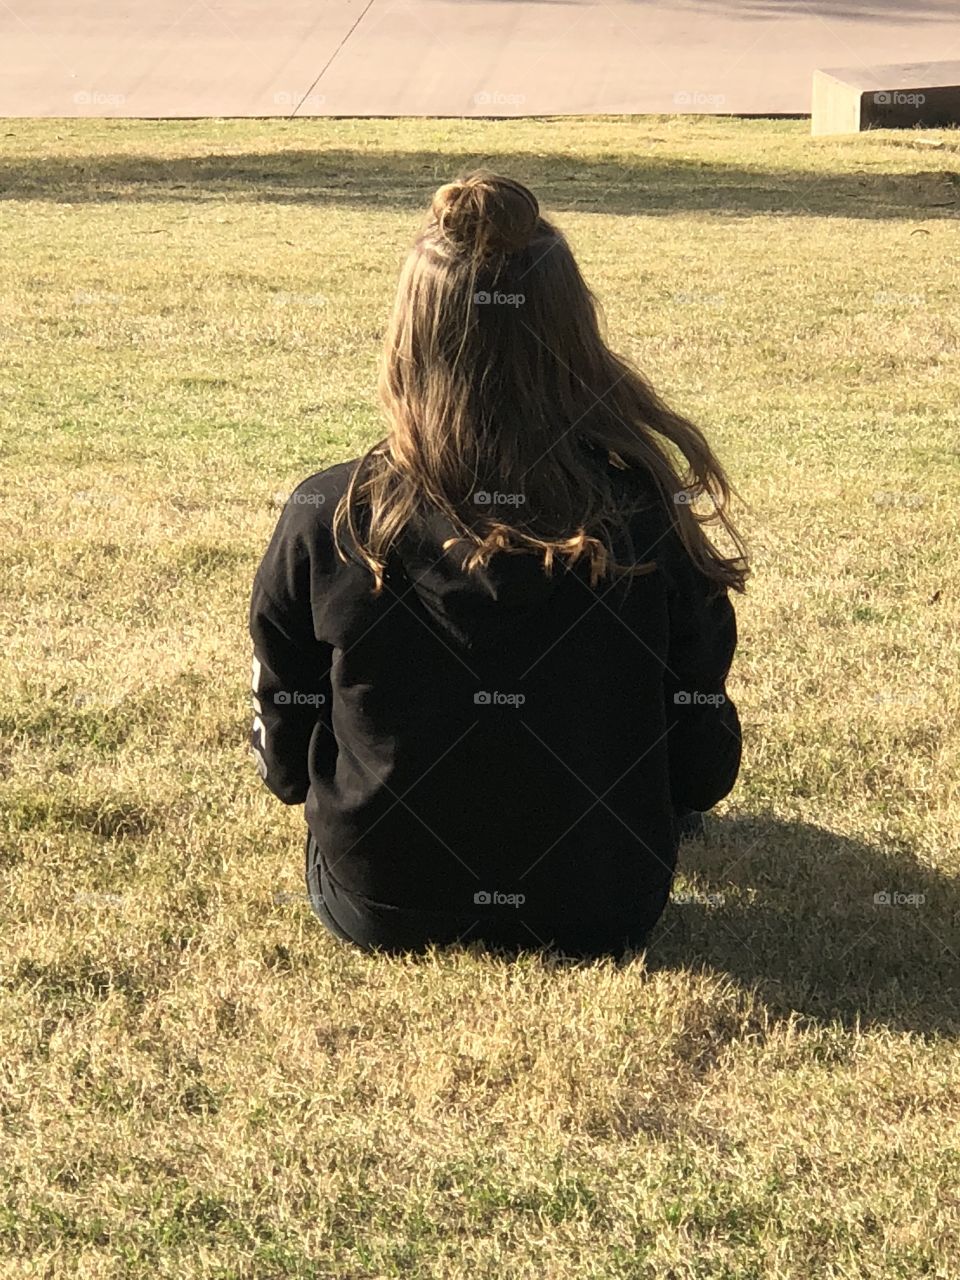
left=249, top=172, right=747, bottom=959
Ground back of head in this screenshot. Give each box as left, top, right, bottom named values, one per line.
left=430, top=172, right=541, bottom=260
left=335, top=172, right=747, bottom=595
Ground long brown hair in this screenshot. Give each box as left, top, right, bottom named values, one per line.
left=334, top=171, right=748, bottom=593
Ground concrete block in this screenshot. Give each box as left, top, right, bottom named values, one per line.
left=812, top=61, right=960, bottom=136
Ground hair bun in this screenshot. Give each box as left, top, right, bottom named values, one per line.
left=431, top=172, right=539, bottom=257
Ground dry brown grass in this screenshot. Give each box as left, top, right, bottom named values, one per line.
left=1, top=116, right=959, bottom=1278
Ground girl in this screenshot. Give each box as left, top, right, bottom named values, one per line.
left=249, top=172, right=747, bottom=960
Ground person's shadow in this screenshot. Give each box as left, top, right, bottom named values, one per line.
left=648, top=813, right=960, bottom=1036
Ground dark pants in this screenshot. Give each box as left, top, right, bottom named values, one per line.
left=304, top=832, right=381, bottom=952
left=305, top=832, right=533, bottom=956
left=304, top=816, right=703, bottom=958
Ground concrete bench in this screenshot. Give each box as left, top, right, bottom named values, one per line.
left=812, top=61, right=960, bottom=136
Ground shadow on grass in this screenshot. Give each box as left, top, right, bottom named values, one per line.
left=2, top=149, right=958, bottom=218
left=375, top=813, right=959, bottom=1037
left=648, top=813, right=960, bottom=1036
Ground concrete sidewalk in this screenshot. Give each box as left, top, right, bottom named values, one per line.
left=1, top=0, right=958, bottom=118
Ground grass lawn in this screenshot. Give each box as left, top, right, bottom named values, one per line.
left=1, top=115, right=959, bottom=1279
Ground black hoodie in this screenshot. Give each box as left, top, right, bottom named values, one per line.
left=249, top=454, right=741, bottom=957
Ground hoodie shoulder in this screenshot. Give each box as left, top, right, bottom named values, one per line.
left=284, top=459, right=360, bottom=529
left=254, top=458, right=360, bottom=610
left=270, top=458, right=363, bottom=561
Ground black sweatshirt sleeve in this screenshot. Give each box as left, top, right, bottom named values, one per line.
left=659, top=529, right=742, bottom=813
left=248, top=496, right=334, bottom=806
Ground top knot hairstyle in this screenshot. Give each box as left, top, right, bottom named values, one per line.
left=334, top=171, right=748, bottom=595
left=430, top=174, right=541, bottom=258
